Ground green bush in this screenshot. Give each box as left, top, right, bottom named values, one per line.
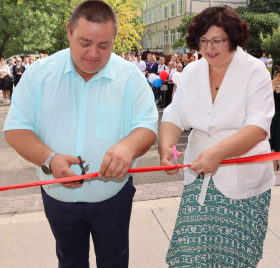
left=260, top=26, right=280, bottom=58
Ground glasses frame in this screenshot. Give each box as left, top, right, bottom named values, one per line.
left=196, top=37, right=228, bottom=47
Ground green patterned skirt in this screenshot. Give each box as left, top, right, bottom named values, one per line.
left=166, top=177, right=271, bottom=268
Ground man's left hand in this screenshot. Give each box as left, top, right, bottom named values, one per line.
left=98, top=143, right=133, bottom=179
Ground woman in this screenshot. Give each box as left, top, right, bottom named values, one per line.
left=182, top=54, right=189, bottom=69
left=270, top=69, right=280, bottom=171
left=0, top=58, right=12, bottom=103
left=172, top=63, right=183, bottom=100
left=266, top=54, right=273, bottom=77
left=164, top=61, right=176, bottom=108
left=13, top=58, right=25, bottom=87
left=159, top=5, right=275, bottom=267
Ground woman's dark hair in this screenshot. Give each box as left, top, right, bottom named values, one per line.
left=186, top=5, right=249, bottom=52
left=69, top=0, right=118, bottom=37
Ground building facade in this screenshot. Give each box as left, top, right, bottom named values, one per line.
left=141, top=0, right=248, bottom=55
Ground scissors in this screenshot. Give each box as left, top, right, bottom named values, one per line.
left=77, top=156, right=90, bottom=184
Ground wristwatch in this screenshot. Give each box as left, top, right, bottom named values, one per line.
left=42, top=152, right=58, bottom=175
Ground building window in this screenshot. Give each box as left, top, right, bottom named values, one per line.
left=157, top=5, right=162, bottom=22
left=143, top=11, right=146, bottom=24
left=163, top=1, right=169, bottom=20
left=152, top=32, right=157, bottom=48
left=170, top=29, right=176, bottom=44
left=164, top=30, right=169, bottom=45
left=157, top=31, right=162, bottom=46
left=147, top=9, right=151, bottom=24
left=177, top=31, right=182, bottom=40
left=177, top=0, right=185, bottom=16
left=170, top=0, right=176, bottom=18
left=148, top=33, right=152, bottom=48
left=152, top=7, right=157, bottom=24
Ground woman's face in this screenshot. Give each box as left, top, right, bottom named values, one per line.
left=176, top=65, right=183, bottom=73
left=0, top=59, right=4, bottom=66
left=199, top=26, right=234, bottom=69
left=168, top=63, right=173, bottom=70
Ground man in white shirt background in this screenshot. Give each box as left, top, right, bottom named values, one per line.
left=130, top=51, right=137, bottom=63
left=134, top=53, right=146, bottom=74
left=22, top=57, right=29, bottom=68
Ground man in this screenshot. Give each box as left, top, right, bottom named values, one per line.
left=8, top=58, right=15, bottom=100
left=146, top=54, right=159, bottom=102
left=130, top=51, right=137, bottom=63
left=145, top=52, right=151, bottom=65
left=22, top=57, right=29, bottom=68
left=134, top=53, right=146, bottom=73
left=39, top=53, right=44, bottom=59
left=4, top=1, right=158, bottom=268
left=125, top=53, right=131, bottom=61
left=119, top=51, right=125, bottom=58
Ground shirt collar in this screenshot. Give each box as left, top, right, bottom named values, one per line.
left=64, top=49, right=115, bottom=81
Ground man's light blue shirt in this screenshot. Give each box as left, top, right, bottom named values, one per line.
left=3, top=48, right=158, bottom=202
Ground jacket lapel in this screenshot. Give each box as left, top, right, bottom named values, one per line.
left=200, top=58, right=213, bottom=109
left=214, top=46, right=246, bottom=106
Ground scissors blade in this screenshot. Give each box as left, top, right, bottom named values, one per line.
left=84, top=164, right=90, bottom=174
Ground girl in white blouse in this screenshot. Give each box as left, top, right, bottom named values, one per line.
left=0, top=58, right=12, bottom=103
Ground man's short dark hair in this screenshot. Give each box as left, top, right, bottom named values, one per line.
left=186, top=5, right=249, bottom=52
left=69, top=0, right=118, bottom=37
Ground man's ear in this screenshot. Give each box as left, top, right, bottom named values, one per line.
left=66, top=22, right=72, bottom=41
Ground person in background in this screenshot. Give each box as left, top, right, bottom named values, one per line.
left=125, top=54, right=131, bottom=62
left=39, top=53, right=44, bottom=59
left=188, top=55, right=196, bottom=63
left=130, top=51, right=137, bottom=63
left=270, top=69, right=280, bottom=171
left=171, top=54, right=176, bottom=63
left=8, top=58, right=15, bottom=100
left=160, top=5, right=274, bottom=267
left=134, top=53, right=146, bottom=74
left=145, top=52, right=151, bottom=65
left=172, top=63, right=183, bottom=100
left=119, top=51, right=125, bottom=58
left=0, top=58, right=12, bottom=103
left=12, top=58, right=25, bottom=87
left=29, top=59, right=34, bottom=65
left=260, top=53, right=267, bottom=65
left=266, top=54, right=273, bottom=77
left=44, top=54, right=48, bottom=58
left=157, top=57, right=168, bottom=106
left=163, top=61, right=175, bottom=108
left=156, top=56, right=160, bottom=64
left=22, top=57, right=29, bottom=68
left=193, top=50, right=199, bottom=60
left=182, top=54, right=189, bottom=69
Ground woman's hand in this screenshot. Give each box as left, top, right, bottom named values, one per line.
left=190, top=146, right=225, bottom=175
left=160, top=147, right=183, bottom=175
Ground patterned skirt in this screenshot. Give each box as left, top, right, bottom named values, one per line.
left=166, top=177, right=271, bottom=268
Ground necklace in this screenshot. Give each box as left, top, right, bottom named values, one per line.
left=209, top=71, right=219, bottom=90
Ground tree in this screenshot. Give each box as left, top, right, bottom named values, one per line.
left=0, top=0, right=146, bottom=58
left=261, top=26, right=280, bottom=57
left=171, top=14, right=196, bottom=50
left=249, top=0, right=280, bottom=15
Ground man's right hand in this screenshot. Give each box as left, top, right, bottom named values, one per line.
left=50, top=154, right=84, bottom=188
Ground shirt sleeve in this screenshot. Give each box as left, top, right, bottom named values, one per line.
left=3, top=66, right=37, bottom=133
left=244, top=71, right=275, bottom=137
left=129, top=69, right=158, bottom=135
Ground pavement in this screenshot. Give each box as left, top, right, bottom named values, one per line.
left=1, top=95, right=280, bottom=267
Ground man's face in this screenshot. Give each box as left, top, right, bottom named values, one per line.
left=39, top=53, right=44, bottom=59
left=263, top=53, right=266, bottom=58
left=24, top=58, right=29, bottom=64
left=152, top=55, right=156, bottom=62
left=136, top=55, right=141, bottom=61
left=147, top=54, right=152, bottom=62
left=67, top=18, right=115, bottom=76
left=119, top=52, right=125, bottom=58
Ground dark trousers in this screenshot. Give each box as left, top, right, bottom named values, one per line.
left=164, top=84, right=174, bottom=108
left=41, top=177, right=136, bottom=268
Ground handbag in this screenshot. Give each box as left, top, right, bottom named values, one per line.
left=160, top=84, right=168, bottom=91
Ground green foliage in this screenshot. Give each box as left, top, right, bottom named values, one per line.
left=242, top=12, right=280, bottom=55
left=172, top=14, right=196, bottom=49
left=260, top=27, right=280, bottom=58
left=248, top=0, right=280, bottom=15
left=0, top=0, right=146, bottom=58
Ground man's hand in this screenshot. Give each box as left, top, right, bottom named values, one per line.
left=51, top=154, right=84, bottom=188
left=98, top=143, right=134, bottom=179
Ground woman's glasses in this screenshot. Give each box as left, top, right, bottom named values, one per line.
left=196, top=37, right=228, bottom=47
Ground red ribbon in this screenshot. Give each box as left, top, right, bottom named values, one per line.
left=0, top=152, right=279, bottom=192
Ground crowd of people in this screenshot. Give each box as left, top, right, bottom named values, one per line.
left=0, top=53, right=48, bottom=103
left=119, top=50, right=199, bottom=108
